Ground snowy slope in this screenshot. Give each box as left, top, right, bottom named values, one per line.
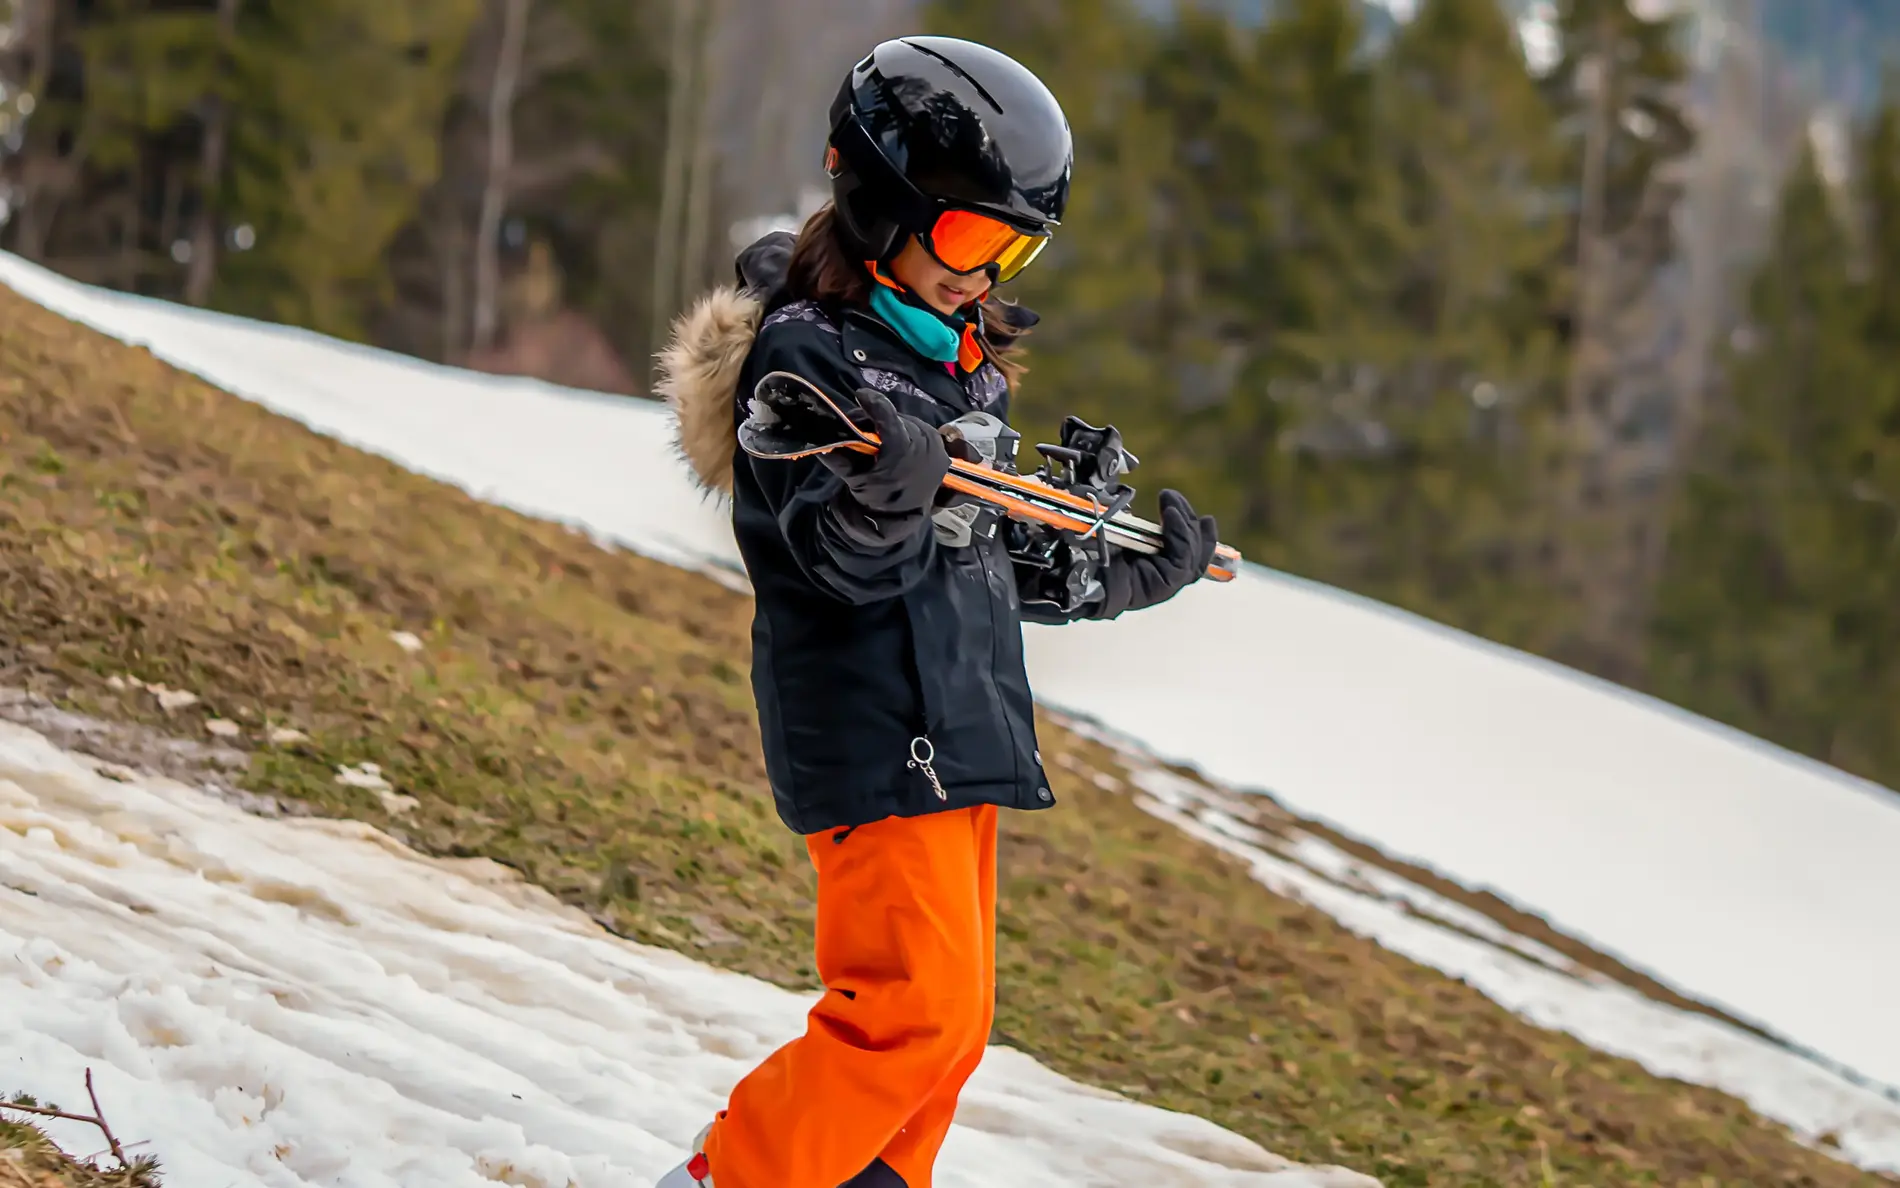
left=0, top=714, right=1374, bottom=1188
left=2, top=254, right=1897, bottom=1106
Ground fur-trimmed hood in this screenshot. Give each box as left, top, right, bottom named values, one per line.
left=655, top=284, right=761, bottom=498
left=656, top=225, right=1038, bottom=498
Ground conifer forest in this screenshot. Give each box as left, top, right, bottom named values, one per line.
left=5, top=0, right=1897, bottom=793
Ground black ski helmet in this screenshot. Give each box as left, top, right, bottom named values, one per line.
left=824, top=35, right=1073, bottom=265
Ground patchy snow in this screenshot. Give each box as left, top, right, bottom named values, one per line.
left=0, top=718, right=1376, bottom=1188
left=4, top=250, right=1899, bottom=1165
left=1120, top=761, right=1900, bottom=1173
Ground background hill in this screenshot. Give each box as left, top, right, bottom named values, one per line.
left=3, top=246, right=1897, bottom=1184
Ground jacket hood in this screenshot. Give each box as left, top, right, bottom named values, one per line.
left=655, top=284, right=760, bottom=497
left=656, top=230, right=796, bottom=497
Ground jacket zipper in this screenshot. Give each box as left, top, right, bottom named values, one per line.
left=898, top=593, right=947, bottom=802
left=909, top=735, right=948, bottom=801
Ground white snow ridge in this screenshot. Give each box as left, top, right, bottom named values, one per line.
left=0, top=718, right=1376, bottom=1188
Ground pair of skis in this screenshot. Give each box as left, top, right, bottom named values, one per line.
left=738, top=370, right=1241, bottom=583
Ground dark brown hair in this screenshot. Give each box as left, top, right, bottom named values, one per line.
left=786, top=202, right=1031, bottom=389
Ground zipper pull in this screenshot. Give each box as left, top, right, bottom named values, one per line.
left=909, top=736, right=948, bottom=801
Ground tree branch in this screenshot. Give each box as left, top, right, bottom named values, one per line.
left=184, top=0, right=240, bottom=306
left=649, top=0, right=701, bottom=354
left=1, top=1068, right=134, bottom=1172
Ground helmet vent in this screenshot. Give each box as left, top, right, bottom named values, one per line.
left=901, top=39, right=1005, bottom=114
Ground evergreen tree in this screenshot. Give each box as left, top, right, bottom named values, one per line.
left=0, top=0, right=479, bottom=342
left=1827, top=88, right=1900, bottom=775
left=934, top=0, right=1568, bottom=644
left=921, top=0, right=1185, bottom=490
left=1179, top=0, right=1381, bottom=571
left=0, top=0, right=228, bottom=287
left=1298, top=0, right=1569, bottom=642
left=1649, top=133, right=1899, bottom=780
left=932, top=0, right=1384, bottom=577
left=218, top=0, right=481, bottom=340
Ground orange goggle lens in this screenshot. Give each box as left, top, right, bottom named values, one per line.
left=924, top=209, right=1049, bottom=283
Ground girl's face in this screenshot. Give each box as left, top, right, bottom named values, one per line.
left=889, top=235, right=991, bottom=316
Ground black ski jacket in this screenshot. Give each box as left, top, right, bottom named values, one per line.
left=660, top=235, right=1092, bottom=834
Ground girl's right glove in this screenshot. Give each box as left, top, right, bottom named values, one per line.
left=817, top=388, right=953, bottom=546
left=1090, top=489, right=1219, bottom=619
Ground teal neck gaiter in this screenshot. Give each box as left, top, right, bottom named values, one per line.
left=869, top=281, right=964, bottom=364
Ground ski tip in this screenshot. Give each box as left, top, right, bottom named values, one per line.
left=1206, top=543, right=1242, bottom=582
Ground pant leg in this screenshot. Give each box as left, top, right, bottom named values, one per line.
left=868, top=805, right=998, bottom=1188
left=702, top=806, right=991, bottom=1188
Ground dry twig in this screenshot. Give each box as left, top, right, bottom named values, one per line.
left=1, top=1069, right=133, bottom=1173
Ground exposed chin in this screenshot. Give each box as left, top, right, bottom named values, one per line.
left=934, top=284, right=984, bottom=313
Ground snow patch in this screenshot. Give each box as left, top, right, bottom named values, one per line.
left=1121, top=762, right=1900, bottom=1173
left=0, top=718, right=1376, bottom=1188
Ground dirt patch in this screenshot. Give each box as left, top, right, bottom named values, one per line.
left=0, top=687, right=290, bottom=817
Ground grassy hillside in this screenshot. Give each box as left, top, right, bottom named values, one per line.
left=1, top=282, right=1890, bottom=1187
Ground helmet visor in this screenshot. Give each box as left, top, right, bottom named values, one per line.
left=922, top=208, right=1050, bottom=284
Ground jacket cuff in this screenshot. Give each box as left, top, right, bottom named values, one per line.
left=823, top=491, right=932, bottom=554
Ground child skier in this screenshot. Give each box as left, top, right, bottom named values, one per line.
left=654, top=35, right=1219, bottom=1188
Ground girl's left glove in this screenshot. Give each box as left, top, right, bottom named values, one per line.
left=817, top=388, right=952, bottom=517
left=1089, top=489, right=1219, bottom=619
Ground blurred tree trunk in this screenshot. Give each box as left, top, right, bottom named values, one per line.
left=1544, top=0, right=1694, bottom=684
left=373, top=0, right=668, bottom=377
left=649, top=0, right=700, bottom=349
left=472, top=0, right=532, bottom=354
left=442, top=207, right=471, bottom=363
left=2, top=0, right=66, bottom=261
left=676, top=0, right=724, bottom=305
left=1636, top=0, right=1796, bottom=623
left=1555, top=9, right=1617, bottom=666
left=183, top=0, right=240, bottom=306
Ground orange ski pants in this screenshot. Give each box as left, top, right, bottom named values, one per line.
left=701, top=803, right=998, bottom=1188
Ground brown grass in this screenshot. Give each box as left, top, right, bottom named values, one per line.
left=2, top=281, right=1892, bottom=1187
left=2, top=1081, right=161, bottom=1188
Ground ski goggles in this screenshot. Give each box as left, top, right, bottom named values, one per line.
left=918, top=208, right=1051, bottom=284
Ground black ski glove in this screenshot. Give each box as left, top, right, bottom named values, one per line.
left=818, top=388, right=952, bottom=517
left=1089, top=489, right=1219, bottom=619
